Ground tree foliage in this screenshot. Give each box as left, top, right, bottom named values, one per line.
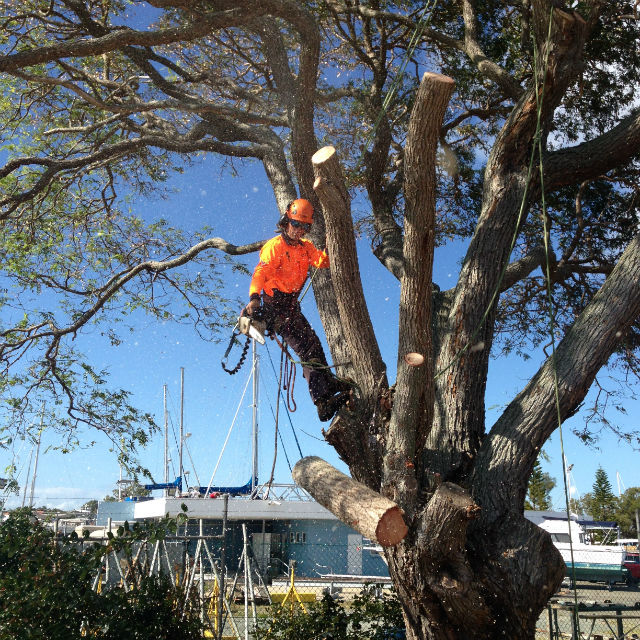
left=614, top=487, right=640, bottom=539
left=525, top=459, right=555, bottom=511
left=1, top=1, right=640, bottom=638
left=0, top=508, right=203, bottom=640
left=255, top=587, right=405, bottom=640
left=583, top=466, right=619, bottom=522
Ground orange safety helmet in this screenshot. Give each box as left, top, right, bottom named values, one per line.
left=286, top=198, right=314, bottom=225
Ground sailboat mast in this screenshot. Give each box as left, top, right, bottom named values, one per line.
left=21, top=446, right=34, bottom=508
left=28, top=413, right=43, bottom=508
left=163, top=384, right=169, bottom=497
left=179, top=367, right=184, bottom=493
left=251, top=340, right=259, bottom=494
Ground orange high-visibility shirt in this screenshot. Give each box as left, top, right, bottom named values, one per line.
left=249, top=235, right=329, bottom=297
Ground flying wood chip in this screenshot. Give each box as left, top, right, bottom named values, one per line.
left=404, top=352, right=424, bottom=366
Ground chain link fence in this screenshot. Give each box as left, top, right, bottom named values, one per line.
left=72, top=518, right=640, bottom=640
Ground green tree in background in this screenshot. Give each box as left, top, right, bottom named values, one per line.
left=81, top=499, right=99, bottom=518
left=525, top=460, right=556, bottom=511
left=102, top=480, right=151, bottom=503
left=590, top=467, right=619, bottom=522
left=580, top=468, right=619, bottom=542
left=615, top=487, right=640, bottom=539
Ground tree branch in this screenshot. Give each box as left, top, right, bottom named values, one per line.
left=0, top=16, right=245, bottom=73
left=473, top=232, right=640, bottom=522
left=426, top=6, right=590, bottom=479
left=545, top=109, right=640, bottom=190
left=461, top=0, right=523, bottom=100
left=384, top=73, right=455, bottom=512
left=0, top=236, right=264, bottom=353
left=293, top=456, right=408, bottom=547
left=312, top=145, right=386, bottom=398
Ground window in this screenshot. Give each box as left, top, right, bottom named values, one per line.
left=289, top=531, right=306, bottom=543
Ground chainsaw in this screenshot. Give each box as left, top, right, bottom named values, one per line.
left=221, top=309, right=267, bottom=374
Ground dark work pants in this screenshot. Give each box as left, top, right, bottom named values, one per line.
left=261, top=290, right=338, bottom=405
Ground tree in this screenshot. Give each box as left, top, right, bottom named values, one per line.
left=1, top=1, right=639, bottom=638
left=525, top=459, right=555, bottom=511
left=615, top=487, right=640, bottom=539
left=102, top=480, right=151, bottom=502
left=584, top=466, right=619, bottom=522
left=81, top=499, right=99, bottom=517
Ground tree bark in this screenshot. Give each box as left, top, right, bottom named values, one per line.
left=384, top=72, right=454, bottom=512
left=312, top=145, right=387, bottom=400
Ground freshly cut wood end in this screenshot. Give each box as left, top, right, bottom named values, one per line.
left=376, top=505, right=409, bottom=547
left=312, top=146, right=335, bottom=165
left=404, top=352, right=424, bottom=367
left=422, top=71, right=455, bottom=86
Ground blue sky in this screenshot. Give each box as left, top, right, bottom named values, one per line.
left=1, top=152, right=638, bottom=513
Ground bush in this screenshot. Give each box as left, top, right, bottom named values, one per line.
left=255, top=585, right=405, bottom=640
left=0, top=509, right=203, bottom=640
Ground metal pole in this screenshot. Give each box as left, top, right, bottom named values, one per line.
left=244, top=527, right=249, bottom=640
left=251, top=341, right=259, bottom=495
left=28, top=420, right=43, bottom=508
left=243, top=524, right=257, bottom=623
left=164, top=384, right=169, bottom=496
left=635, top=509, right=639, bottom=550
left=200, top=519, right=205, bottom=626
left=218, top=494, right=228, bottom=640
left=179, top=367, right=184, bottom=493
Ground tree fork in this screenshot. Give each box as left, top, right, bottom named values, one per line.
left=292, top=456, right=408, bottom=547
left=386, top=482, right=491, bottom=638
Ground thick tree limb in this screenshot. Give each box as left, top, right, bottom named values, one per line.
left=545, top=108, right=640, bottom=189
left=312, top=145, right=386, bottom=398
left=293, top=456, right=408, bottom=547
left=384, top=73, right=455, bottom=512
left=426, top=7, right=589, bottom=480
left=473, top=232, right=640, bottom=522
left=0, top=20, right=232, bottom=73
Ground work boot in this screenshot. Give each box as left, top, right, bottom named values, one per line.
left=316, top=390, right=351, bottom=422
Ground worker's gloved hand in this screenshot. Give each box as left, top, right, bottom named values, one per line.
left=244, top=298, right=261, bottom=316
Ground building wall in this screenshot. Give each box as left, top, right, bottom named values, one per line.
left=274, top=519, right=388, bottom=578
left=96, top=500, right=135, bottom=526
left=96, top=502, right=389, bottom=579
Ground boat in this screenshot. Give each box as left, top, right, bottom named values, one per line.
left=535, top=513, right=630, bottom=587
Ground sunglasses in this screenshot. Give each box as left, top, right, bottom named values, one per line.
left=289, top=219, right=311, bottom=231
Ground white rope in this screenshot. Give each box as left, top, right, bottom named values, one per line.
left=203, top=364, right=253, bottom=496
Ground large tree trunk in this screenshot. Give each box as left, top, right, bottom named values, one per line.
left=303, top=6, right=639, bottom=639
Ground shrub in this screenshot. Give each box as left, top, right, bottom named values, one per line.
left=0, top=508, right=203, bottom=640
left=255, top=585, right=405, bottom=640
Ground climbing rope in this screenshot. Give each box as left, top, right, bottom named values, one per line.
left=264, top=343, right=285, bottom=501
left=533, top=7, right=582, bottom=627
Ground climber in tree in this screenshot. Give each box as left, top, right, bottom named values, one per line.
left=244, top=199, right=350, bottom=422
